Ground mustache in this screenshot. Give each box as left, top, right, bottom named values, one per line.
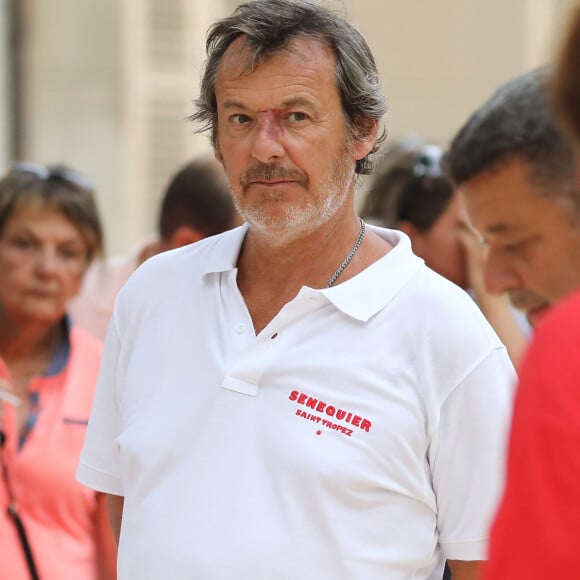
left=240, top=163, right=308, bottom=189
left=508, top=290, right=547, bottom=311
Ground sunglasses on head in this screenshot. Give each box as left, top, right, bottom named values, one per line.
left=10, top=161, right=95, bottom=191
left=395, top=145, right=449, bottom=223
left=411, top=145, right=444, bottom=178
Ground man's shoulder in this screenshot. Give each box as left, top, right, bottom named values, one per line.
left=365, top=225, right=489, bottom=330
left=111, top=227, right=244, bottom=314
left=129, top=227, right=244, bottom=284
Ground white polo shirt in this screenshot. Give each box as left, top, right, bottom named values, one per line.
left=77, top=225, right=515, bottom=580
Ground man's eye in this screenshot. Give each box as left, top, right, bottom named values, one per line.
left=13, top=237, right=34, bottom=250
left=231, top=114, right=251, bottom=125
left=503, top=241, right=523, bottom=253
left=287, top=112, right=308, bottom=122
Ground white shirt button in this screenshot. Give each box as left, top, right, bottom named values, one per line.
left=235, top=323, right=246, bottom=333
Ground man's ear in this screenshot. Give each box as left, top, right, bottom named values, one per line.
left=353, top=120, right=380, bottom=162
left=169, top=226, right=204, bottom=249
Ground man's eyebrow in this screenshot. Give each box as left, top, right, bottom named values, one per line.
left=221, top=99, right=249, bottom=110
left=486, top=222, right=520, bottom=234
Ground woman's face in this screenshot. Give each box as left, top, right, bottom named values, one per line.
left=405, top=194, right=469, bottom=289
left=0, top=205, right=89, bottom=325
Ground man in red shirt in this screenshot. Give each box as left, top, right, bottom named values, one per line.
left=445, top=23, right=580, bottom=576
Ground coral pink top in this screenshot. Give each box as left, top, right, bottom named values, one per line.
left=0, top=325, right=103, bottom=579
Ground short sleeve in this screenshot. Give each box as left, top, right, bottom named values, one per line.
left=430, top=346, right=516, bottom=560
left=76, top=310, right=124, bottom=495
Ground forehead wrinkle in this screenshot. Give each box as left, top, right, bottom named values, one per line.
left=221, top=94, right=318, bottom=110
left=220, top=71, right=329, bottom=92
left=220, top=99, right=250, bottom=111
left=280, top=96, right=317, bottom=109
left=219, top=79, right=327, bottom=116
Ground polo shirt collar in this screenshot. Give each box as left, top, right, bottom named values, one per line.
left=44, top=316, right=71, bottom=376
left=202, top=223, right=423, bottom=322
left=202, top=224, right=248, bottom=276
left=322, top=226, right=423, bottom=321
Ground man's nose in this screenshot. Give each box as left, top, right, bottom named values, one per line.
left=484, top=248, right=521, bottom=294
left=251, top=114, right=285, bottom=164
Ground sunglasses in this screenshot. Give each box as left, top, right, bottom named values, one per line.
left=395, top=145, right=449, bottom=224
left=10, top=161, right=95, bottom=191
left=411, top=145, right=444, bottom=178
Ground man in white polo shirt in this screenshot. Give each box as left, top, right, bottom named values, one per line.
left=77, top=1, right=515, bottom=578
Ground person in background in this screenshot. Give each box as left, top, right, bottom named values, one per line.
left=445, top=67, right=580, bottom=328
left=70, top=154, right=242, bottom=340
left=361, top=142, right=529, bottom=367
left=77, top=1, right=515, bottom=578
left=445, top=65, right=580, bottom=579
left=0, top=163, right=116, bottom=579
left=362, top=143, right=468, bottom=288
left=553, top=1, right=580, bottom=143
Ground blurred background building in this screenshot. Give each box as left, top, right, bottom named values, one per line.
left=0, top=0, right=577, bottom=255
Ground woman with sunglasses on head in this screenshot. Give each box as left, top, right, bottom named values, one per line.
left=0, top=163, right=116, bottom=579
left=361, top=142, right=529, bottom=370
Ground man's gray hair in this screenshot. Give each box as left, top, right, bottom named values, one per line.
left=190, top=0, right=387, bottom=175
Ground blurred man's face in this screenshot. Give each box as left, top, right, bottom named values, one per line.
left=459, top=157, right=580, bottom=326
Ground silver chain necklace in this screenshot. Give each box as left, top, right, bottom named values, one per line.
left=326, top=218, right=366, bottom=288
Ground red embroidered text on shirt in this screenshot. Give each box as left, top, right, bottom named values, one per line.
left=288, top=390, right=372, bottom=432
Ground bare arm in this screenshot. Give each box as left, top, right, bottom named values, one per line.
left=447, top=559, right=483, bottom=580
left=95, top=493, right=118, bottom=579
left=106, top=494, right=125, bottom=545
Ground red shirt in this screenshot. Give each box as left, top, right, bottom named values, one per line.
left=0, top=325, right=103, bottom=579
left=484, top=291, right=580, bottom=578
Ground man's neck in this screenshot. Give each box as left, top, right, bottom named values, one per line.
left=235, top=217, right=392, bottom=333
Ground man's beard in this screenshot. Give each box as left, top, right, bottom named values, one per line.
left=508, top=289, right=549, bottom=312
left=231, top=142, right=356, bottom=245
